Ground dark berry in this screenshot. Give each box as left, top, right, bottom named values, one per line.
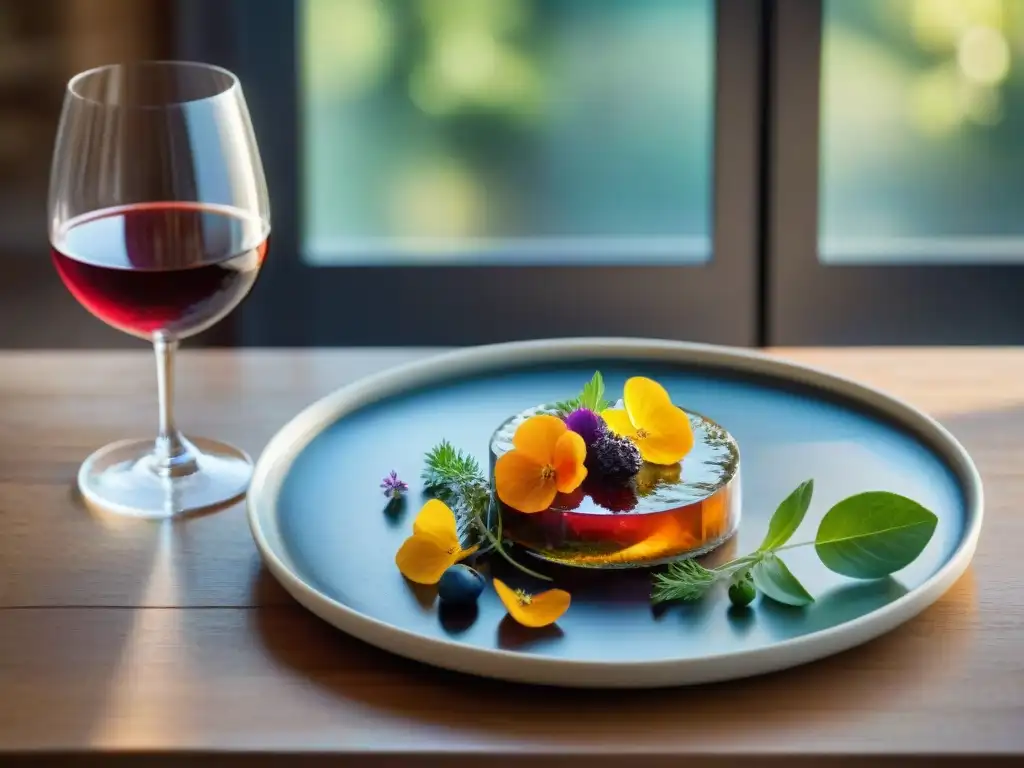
left=552, top=486, right=585, bottom=510
left=728, top=572, right=756, bottom=607
left=585, top=478, right=638, bottom=512
left=588, top=433, right=642, bottom=479
left=437, top=565, right=485, bottom=605
left=564, top=408, right=605, bottom=446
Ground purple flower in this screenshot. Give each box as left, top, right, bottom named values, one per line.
left=380, top=470, right=409, bottom=499
left=564, top=407, right=605, bottom=447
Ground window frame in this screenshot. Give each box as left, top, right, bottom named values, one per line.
left=767, top=0, right=1024, bottom=345
left=177, top=0, right=764, bottom=347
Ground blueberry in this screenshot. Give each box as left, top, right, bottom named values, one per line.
left=438, top=564, right=485, bottom=605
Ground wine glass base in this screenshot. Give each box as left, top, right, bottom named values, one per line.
left=77, top=436, right=253, bottom=520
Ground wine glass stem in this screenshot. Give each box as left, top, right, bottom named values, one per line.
left=153, top=334, right=198, bottom=478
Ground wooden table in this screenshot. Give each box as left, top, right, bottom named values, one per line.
left=1, top=348, right=1021, bottom=767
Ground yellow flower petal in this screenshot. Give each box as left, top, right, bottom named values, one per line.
left=636, top=402, right=694, bottom=465
left=397, top=500, right=478, bottom=583
left=623, top=376, right=674, bottom=430
left=600, top=408, right=637, bottom=438
left=511, top=414, right=566, bottom=465
left=495, top=450, right=557, bottom=513
left=412, top=499, right=460, bottom=552
left=553, top=430, right=587, bottom=493
left=614, top=377, right=694, bottom=465
left=395, top=535, right=457, bottom=584
left=493, top=578, right=571, bottom=628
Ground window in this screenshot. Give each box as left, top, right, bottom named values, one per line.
left=16, top=0, right=1024, bottom=347
left=186, top=0, right=762, bottom=346
left=768, top=0, right=1024, bottom=344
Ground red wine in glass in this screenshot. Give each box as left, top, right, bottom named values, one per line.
left=52, top=202, right=268, bottom=340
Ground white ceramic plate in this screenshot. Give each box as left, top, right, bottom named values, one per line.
left=248, top=339, right=983, bottom=687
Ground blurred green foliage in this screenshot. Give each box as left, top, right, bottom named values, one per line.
left=301, top=0, right=713, bottom=264
left=822, top=0, right=1024, bottom=256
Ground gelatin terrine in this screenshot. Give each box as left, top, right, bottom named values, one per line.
left=489, top=403, right=741, bottom=568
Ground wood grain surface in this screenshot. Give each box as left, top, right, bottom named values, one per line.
left=0, top=347, right=1021, bottom=766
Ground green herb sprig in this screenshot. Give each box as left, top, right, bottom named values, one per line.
left=652, top=479, right=938, bottom=607
left=554, top=371, right=611, bottom=416
left=422, top=440, right=483, bottom=494
left=422, top=440, right=551, bottom=581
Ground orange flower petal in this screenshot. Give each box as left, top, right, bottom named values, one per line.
left=495, top=451, right=557, bottom=513
left=395, top=535, right=457, bottom=584
left=553, top=430, right=587, bottom=493
left=623, top=376, right=674, bottom=431
left=525, top=588, right=572, bottom=627
left=600, top=408, right=637, bottom=439
left=412, top=499, right=460, bottom=551
left=493, top=578, right=571, bottom=628
left=637, top=402, right=694, bottom=465
left=511, top=414, right=567, bottom=464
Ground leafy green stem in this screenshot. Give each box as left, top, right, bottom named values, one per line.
left=476, top=517, right=552, bottom=581
left=769, top=539, right=815, bottom=553
left=711, top=553, right=763, bottom=574
left=652, top=479, right=939, bottom=609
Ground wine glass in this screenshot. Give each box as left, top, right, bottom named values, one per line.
left=48, top=61, right=270, bottom=518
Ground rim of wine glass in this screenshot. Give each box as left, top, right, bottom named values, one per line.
left=66, top=60, right=241, bottom=109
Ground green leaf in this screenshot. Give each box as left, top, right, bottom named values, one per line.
left=556, top=372, right=611, bottom=415
left=751, top=554, right=814, bottom=606
left=814, top=491, right=938, bottom=579
left=758, top=479, right=814, bottom=552
left=578, top=371, right=608, bottom=411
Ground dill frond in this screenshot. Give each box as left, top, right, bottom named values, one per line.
left=651, top=559, right=719, bottom=604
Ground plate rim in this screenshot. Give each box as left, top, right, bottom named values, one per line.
left=247, top=338, right=983, bottom=688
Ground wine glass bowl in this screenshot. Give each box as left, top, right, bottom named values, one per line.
left=48, top=62, right=270, bottom=518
